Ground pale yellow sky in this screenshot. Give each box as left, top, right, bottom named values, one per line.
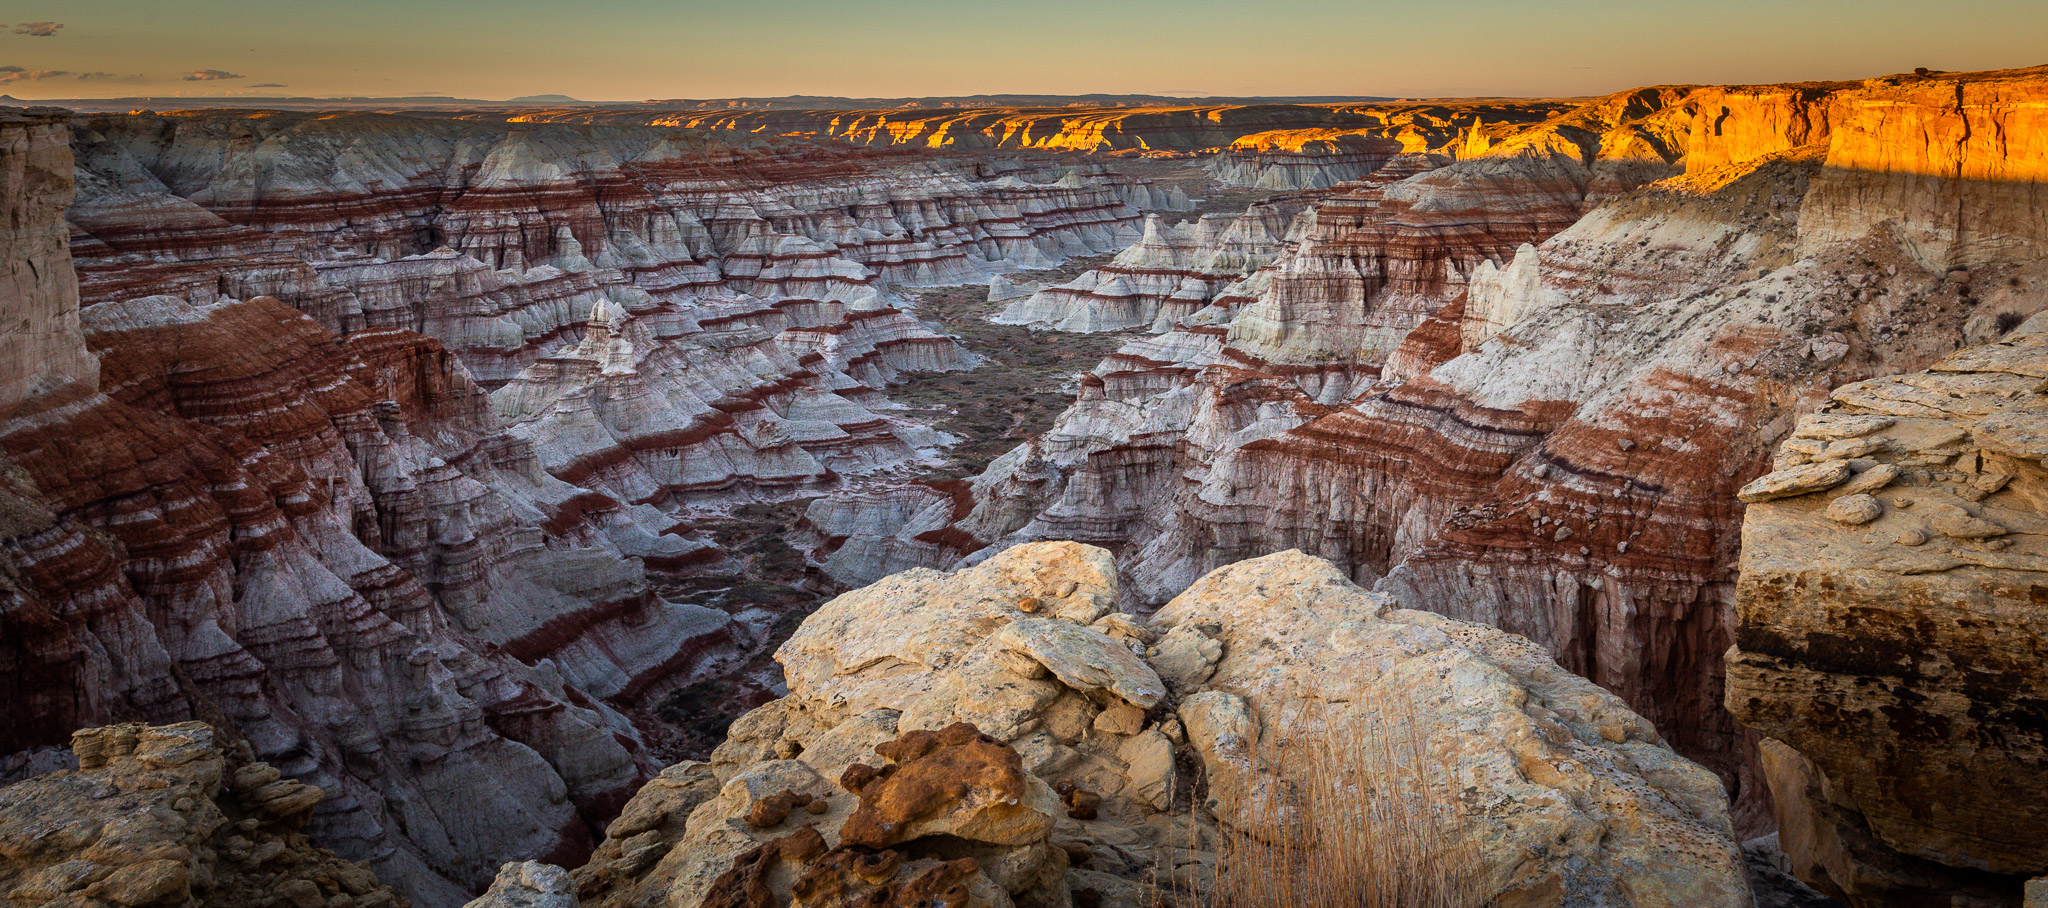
left=0, top=0, right=2043, bottom=101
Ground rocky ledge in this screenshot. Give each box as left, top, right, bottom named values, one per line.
left=0, top=723, right=407, bottom=908
left=468, top=542, right=1753, bottom=908
left=1727, top=328, right=2048, bottom=906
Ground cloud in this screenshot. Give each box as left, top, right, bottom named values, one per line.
left=13, top=21, right=62, bottom=37
left=249, top=82, right=287, bottom=88
left=0, top=67, right=69, bottom=83
left=182, top=69, right=243, bottom=81
left=76, top=71, right=148, bottom=83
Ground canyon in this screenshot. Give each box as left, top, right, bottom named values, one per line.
left=2, top=62, right=2046, bottom=908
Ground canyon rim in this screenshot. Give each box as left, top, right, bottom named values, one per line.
left=2, top=5, right=2047, bottom=907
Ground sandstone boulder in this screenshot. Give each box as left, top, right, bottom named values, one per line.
left=1729, top=329, right=2048, bottom=906
left=0, top=723, right=407, bottom=908
left=563, top=543, right=1748, bottom=908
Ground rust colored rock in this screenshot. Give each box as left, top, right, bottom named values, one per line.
left=746, top=790, right=811, bottom=829
left=839, top=763, right=885, bottom=795
left=696, top=826, right=829, bottom=908
left=839, top=723, right=1053, bottom=849
left=787, top=847, right=976, bottom=908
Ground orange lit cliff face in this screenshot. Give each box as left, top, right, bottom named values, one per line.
left=493, top=99, right=1575, bottom=156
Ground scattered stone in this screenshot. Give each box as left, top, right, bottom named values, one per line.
left=1825, top=494, right=1884, bottom=525
left=1738, top=462, right=1856, bottom=502
left=1091, top=705, right=1146, bottom=737
left=1838, top=462, right=1902, bottom=495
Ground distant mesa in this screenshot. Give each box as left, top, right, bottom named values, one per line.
left=506, top=93, right=582, bottom=103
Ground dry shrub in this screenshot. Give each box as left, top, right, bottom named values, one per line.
left=1159, top=692, right=1485, bottom=908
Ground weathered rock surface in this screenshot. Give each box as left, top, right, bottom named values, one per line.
left=995, top=203, right=1306, bottom=333
left=1201, top=100, right=1572, bottom=190
left=1727, top=329, right=2048, bottom=906
left=464, top=863, right=579, bottom=908
left=0, top=109, right=96, bottom=412
left=556, top=543, right=1749, bottom=908
left=510, top=102, right=1551, bottom=157
left=0, top=722, right=407, bottom=908
left=866, top=68, right=2048, bottom=819
left=0, top=110, right=729, bottom=907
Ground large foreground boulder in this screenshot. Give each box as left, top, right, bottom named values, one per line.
left=564, top=542, right=1749, bottom=908
left=1728, top=329, right=2048, bottom=906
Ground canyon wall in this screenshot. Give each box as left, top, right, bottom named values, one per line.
left=0, top=110, right=741, bottom=906
left=485, top=100, right=1570, bottom=160
left=62, top=112, right=1167, bottom=524
left=0, top=109, right=96, bottom=412
left=1727, top=329, right=2048, bottom=906
left=870, top=68, right=2048, bottom=824
left=4, top=107, right=1204, bottom=906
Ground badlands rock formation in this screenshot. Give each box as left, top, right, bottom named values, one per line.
left=995, top=202, right=1307, bottom=333
left=863, top=67, right=2048, bottom=820
left=0, top=109, right=739, bottom=907
left=1727, top=331, right=2048, bottom=906
left=541, top=543, right=1750, bottom=908
left=0, top=108, right=96, bottom=413
left=0, top=722, right=407, bottom=908
left=64, top=111, right=1160, bottom=527
left=497, top=104, right=1452, bottom=155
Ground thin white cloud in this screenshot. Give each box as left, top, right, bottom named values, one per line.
left=183, top=69, right=244, bottom=82
left=0, top=67, right=69, bottom=83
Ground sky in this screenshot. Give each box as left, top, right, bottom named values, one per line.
left=0, top=0, right=2044, bottom=102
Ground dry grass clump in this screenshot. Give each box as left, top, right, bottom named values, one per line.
left=1159, top=693, right=1485, bottom=908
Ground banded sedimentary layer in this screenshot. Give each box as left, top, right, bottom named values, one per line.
left=850, top=68, right=2048, bottom=822
left=994, top=202, right=1308, bottom=333
left=63, top=112, right=1170, bottom=526
left=2, top=109, right=733, bottom=907
left=1201, top=100, right=1576, bottom=190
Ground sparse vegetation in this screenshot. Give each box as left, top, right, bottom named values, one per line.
left=1157, top=696, right=1485, bottom=908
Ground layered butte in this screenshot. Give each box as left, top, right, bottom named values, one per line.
left=841, top=67, right=2048, bottom=830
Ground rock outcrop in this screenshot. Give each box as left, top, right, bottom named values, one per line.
left=553, top=543, right=1750, bottom=908
left=852, top=67, right=2048, bottom=822
left=0, top=109, right=96, bottom=412
left=0, top=722, right=408, bottom=908
left=499, top=103, right=1511, bottom=156
left=1727, top=329, right=2048, bottom=906
left=1200, top=100, right=1574, bottom=190
left=0, top=110, right=731, bottom=906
